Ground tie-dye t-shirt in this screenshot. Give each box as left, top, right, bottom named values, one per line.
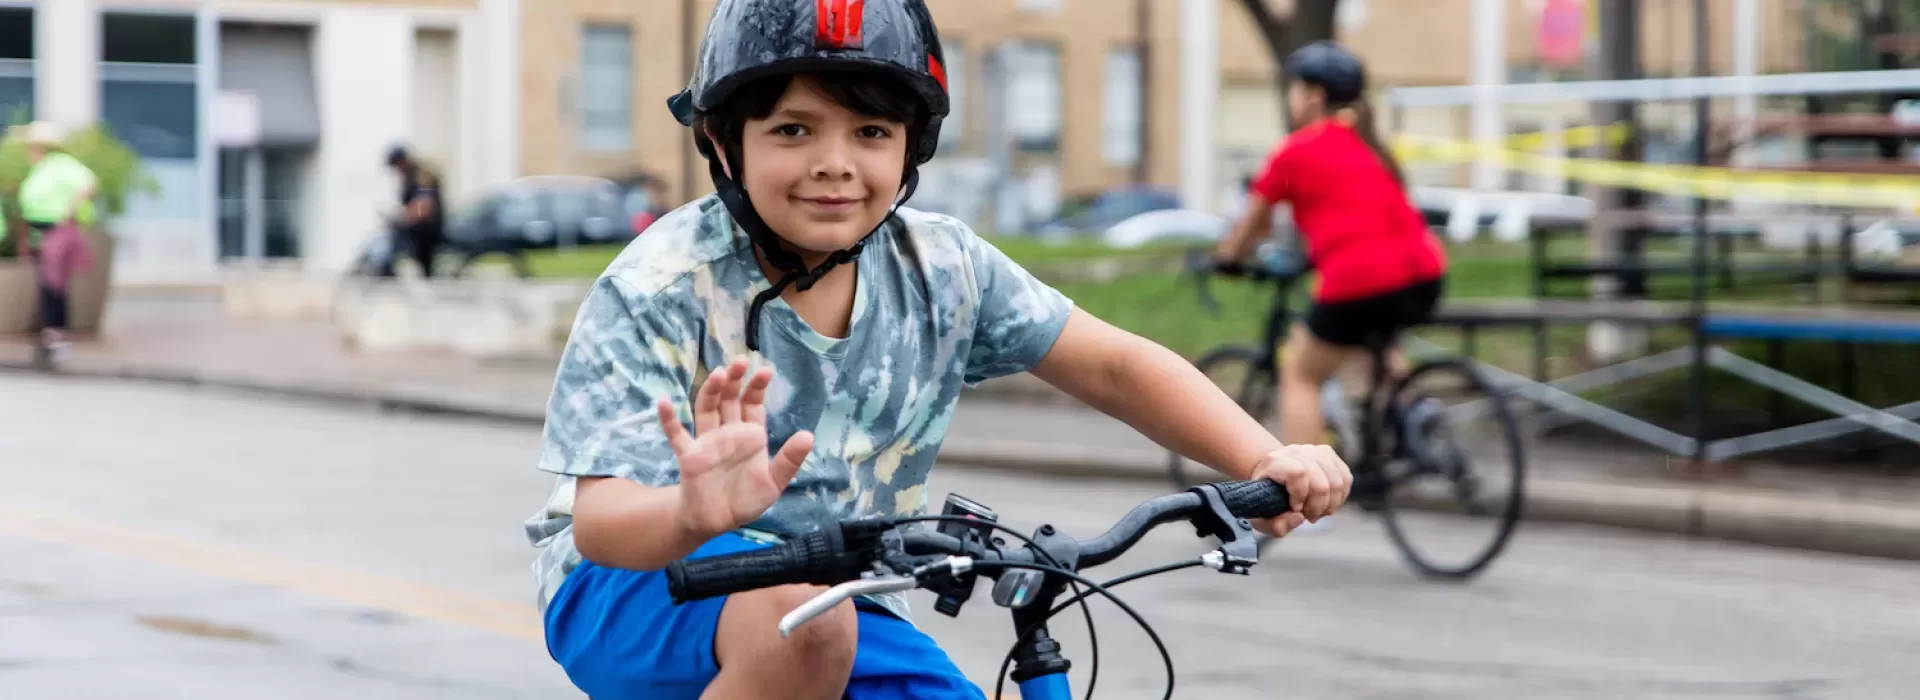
left=523, top=195, right=1074, bottom=621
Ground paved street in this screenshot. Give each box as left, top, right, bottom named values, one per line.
left=3, top=374, right=1919, bottom=699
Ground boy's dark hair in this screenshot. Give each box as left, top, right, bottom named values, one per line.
left=693, top=71, right=930, bottom=168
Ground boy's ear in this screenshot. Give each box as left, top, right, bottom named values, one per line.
left=702, top=126, right=735, bottom=179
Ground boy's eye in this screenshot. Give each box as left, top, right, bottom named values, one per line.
left=858, top=125, right=893, bottom=139
left=774, top=124, right=808, bottom=137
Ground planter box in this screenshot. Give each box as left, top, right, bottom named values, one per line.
left=332, top=277, right=591, bottom=361
left=221, top=260, right=339, bottom=320
left=0, top=229, right=116, bottom=335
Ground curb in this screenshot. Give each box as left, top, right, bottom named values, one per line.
left=936, top=443, right=1920, bottom=561
left=9, top=358, right=1919, bottom=562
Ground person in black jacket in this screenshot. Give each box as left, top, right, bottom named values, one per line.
left=384, top=146, right=445, bottom=277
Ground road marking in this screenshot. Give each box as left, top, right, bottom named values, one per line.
left=0, top=500, right=543, bottom=640
left=0, top=500, right=1019, bottom=693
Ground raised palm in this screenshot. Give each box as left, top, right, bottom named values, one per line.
left=661, top=357, right=816, bottom=537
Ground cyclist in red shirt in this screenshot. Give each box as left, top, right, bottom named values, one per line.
left=1213, top=41, right=1448, bottom=453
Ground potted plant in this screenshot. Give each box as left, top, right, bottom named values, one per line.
left=0, top=112, right=155, bottom=336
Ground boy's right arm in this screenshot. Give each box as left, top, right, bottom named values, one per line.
left=542, top=278, right=709, bottom=571
left=572, top=477, right=708, bottom=570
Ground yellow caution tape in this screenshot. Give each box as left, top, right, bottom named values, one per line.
left=1502, top=122, right=1632, bottom=151
left=1391, top=132, right=1920, bottom=208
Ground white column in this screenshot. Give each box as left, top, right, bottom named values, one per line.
left=1730, top=0, right=1760, bottom=168
left=310, top=11, right=415, bottom=274
left=35, top=0, right=99, bottom=127
left=481, top=0, right=521, bottom=186
left=456, top=14, right=490, bottom=201
left=1540, top=111, right=1567, bottom=194
left=1178, top=0, right=1218, bottom=213
left=1470, top=0, right=1506, bottom=191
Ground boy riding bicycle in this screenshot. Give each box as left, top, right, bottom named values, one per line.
left=524, top=2, right=1351, bottom=697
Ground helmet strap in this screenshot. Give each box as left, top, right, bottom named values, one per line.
left=733, top=167, right=922, bottom=352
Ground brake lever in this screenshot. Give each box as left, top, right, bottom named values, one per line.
left=1189, top=483, right=1264, bottom=575
left=778, top=574, right=920, bottom=638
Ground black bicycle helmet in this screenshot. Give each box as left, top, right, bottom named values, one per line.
left=1285, top=41, right=1367, bottom=106
left=668, top=0, right=949, bottom=350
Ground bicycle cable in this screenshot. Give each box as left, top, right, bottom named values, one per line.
left=888, top=515, right=1104, bottom=699
left=992, top=558, right=1205, bottom=700
left=1047, top=559, right=1206, bottom=619
left=973, top=560, right=1175, bottom=700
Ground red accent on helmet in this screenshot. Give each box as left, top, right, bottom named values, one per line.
left=815, top=0, right=866, bottom=49
left=928, top=54, right=947, bottom=91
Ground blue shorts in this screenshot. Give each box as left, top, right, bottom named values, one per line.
left=543, top=532, right=986, bottom=700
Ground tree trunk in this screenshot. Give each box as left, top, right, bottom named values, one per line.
left=1234, top=0, right=1343, bottom=133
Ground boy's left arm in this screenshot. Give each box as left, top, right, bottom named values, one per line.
left=1029, top=310, right=1350, bottom=524
left=953, top=218, right=1348, bottom=526
left=1029, top=310, right=1274, bottom=481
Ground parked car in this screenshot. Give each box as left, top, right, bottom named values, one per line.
left=1035, top=186, right=1181, bottom=238
left=352, top=175, right=640, bottom=278
left=605, top=169, right=672, bottom=234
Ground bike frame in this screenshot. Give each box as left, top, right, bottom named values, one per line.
left=1001, top=523, right=1084, bottom=700
left=1238, top=266, right=1409, bottom=475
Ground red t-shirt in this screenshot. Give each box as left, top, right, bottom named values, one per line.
left=1249, top=120, right=1446, bottom=302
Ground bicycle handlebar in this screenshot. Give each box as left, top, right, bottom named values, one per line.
left=665, top=479, right=1290, bottom=605
left=1182, top=248, right=1304, bottom=315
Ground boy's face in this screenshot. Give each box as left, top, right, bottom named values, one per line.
left=733, top=75, right=909, bottom=258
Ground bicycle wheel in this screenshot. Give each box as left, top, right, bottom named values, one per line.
left=1375, top=358, right=1525, bottom=581
left=1167, top=344, right=1276, bottom=489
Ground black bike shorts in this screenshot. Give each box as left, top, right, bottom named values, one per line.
left=1304, top=278, right=1445, bottom=347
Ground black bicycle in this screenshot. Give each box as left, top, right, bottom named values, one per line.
left=667, top=479, right=1290, bottom=700
left=1167, top=248, right=1526, bottom=580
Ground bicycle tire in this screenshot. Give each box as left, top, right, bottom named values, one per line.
left=1376, top=358, right=1526, bottom=581
left=1167, top=344, right=1276, bottom=490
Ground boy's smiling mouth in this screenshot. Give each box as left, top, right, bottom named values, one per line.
left=794, top=195, right=862, bottom=216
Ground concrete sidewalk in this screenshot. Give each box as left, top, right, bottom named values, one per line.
left=6, top=293, right=1919, bottom=561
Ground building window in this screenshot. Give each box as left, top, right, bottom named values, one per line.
left=101, top=12, right=201, bottom=219
left=0, top=7, right=33, bottom=123
left=938, top=38, right=964, bottom=151
left=1103, top=47, right=1142, bottom=167
left=579, top=23, right=634, bottom=153
left=1002, top=41, right=1060, bottom=153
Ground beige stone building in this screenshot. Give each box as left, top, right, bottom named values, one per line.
left=4, top=0, right=1826, bottom=283
left=516, top=0, right=1189, bottom=223
left=523, top=0, right=1828, bottom=214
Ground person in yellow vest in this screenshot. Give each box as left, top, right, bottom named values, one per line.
left=13, top=120, right=98, bottom=354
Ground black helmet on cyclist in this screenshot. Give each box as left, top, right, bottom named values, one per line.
left=668, top=0, right=949, bottom=331
left=1285, top=41, right=1367, bottom=106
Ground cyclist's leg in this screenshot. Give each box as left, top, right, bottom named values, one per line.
left=1277, top=322, right=1353, bottom=446
left=543, top=532, right=855, bottom=700
left=706, top=574, right=858, bottom=699
left=1378, top=277, right=1447, bottom=395
left=843, top=604, right=985, bottom=699
left=544, top=532, right=979, bottom=700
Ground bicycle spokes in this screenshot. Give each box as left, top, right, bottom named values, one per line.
left=1376, top=361, right=1527, bottom=581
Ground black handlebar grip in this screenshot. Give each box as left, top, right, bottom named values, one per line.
left=666, top=528, right=850, bottom=604
left=1216, top=480, right=1291, bottom=520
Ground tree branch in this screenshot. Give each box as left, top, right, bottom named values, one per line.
left=1233, top=0, right=1344, bottom=133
